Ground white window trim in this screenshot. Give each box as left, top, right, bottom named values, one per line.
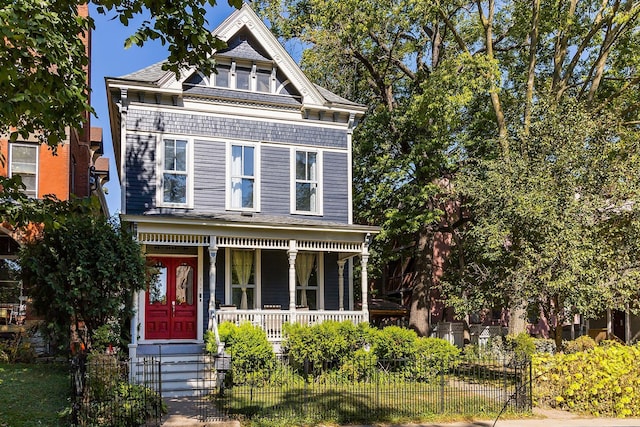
left=290, top=148, right=323, bottom=216
left=155, top=136, right=194, bottom=209
left=225, top=248, right=262, bottom=309
left=295, top=252, right=324, bottom=309
left=225, top=141, right=261, bottom=212
left=9, top=142, right=39, bottom=198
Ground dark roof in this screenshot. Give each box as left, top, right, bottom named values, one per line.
left=182, top=84, right=302, bottom=108
left=217, top=39, right=271, bottom=62
left=139, top=211, right=379, bottom=232
left=118, top=61, right=169, bottom=84
left=313, top=84, right=362, bottom=107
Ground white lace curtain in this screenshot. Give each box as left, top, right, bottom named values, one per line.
left=295, top=252, right=316, bottom=307
left=232, top=250, right=254, bottom=309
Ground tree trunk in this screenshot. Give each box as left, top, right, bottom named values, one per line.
left=508, top=300, right=527, bottom=336
left=409, top=229, right=434, bottom=336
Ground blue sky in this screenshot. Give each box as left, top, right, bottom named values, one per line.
left=89, top=3, right=237, bottom=215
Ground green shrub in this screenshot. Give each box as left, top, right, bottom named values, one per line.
left=533, top=338, right=556, bottom=354
left=505, top=333, right=535, bottom=359
left=371, top=325, right=418, bottom=360
left=339, top=348, right=378, bottom=381
left=282, top=320, right=370, bottom=375
left=214, top=322, right=275, bottom=385
left=533, top=342, right=640, bottom=417
left=412, top=337, right=461, bottom=379
left=563, top=335, right=596, bottom=354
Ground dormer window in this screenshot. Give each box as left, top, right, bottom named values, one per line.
left=214, top=63, right=230, bottom=88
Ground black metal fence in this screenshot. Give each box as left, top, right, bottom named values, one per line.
left=70, top=354, right=163, bottom=427
left=208, top=353, right=532, bottom=424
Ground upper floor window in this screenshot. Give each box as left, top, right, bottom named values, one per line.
left=228, top=143, right=259, bottom=211
left=292, top=150, right=322, bottom=215
left=9, top=143, right=38, bottom=198
left=158, top=138, right=191, bottom=207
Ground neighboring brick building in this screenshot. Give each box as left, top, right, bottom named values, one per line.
left=0, top=5, right=109, bottom=317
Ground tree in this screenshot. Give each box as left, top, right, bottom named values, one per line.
left=16, top=196, right=147, bottom=352
left=255, top=0, right=640, bottom=339
left=0, top=0, right=241, bottom=147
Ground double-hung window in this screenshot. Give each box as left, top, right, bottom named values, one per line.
left=158, top=138, right=191, bottom=207
left=229, top=143, right=258, bottom=210
left=9, top=143, right=38, bottom=198
left=293, top=149, right=321, bottom=214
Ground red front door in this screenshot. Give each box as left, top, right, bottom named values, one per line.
left=145, top=257, right=197, bottom=340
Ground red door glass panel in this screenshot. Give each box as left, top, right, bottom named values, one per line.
left=146, top=257, right=197, bottom=340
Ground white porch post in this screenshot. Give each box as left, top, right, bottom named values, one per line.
left=129, top=240, right=143, bottom=360
left=360, top=249, right=369, bottom=318
left=337, top=259, right=346, bottom=311
left=288, top=240, right=298, bottom=317
left=607, top=308, right=612, bottom=338
left=207, top=238, right=218, bottom=330
left=625, top=303, right=631, bottom=344
left=208, top=238, right=224, bottom=353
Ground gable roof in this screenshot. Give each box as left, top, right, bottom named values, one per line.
left=111, top=3, right=365, bottom=112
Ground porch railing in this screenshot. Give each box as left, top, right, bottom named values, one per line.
left=215, top=309, right=367, bottom=341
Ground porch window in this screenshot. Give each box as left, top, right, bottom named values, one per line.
left=296, top=252, right=318, bottom=309
left=232, top=250, right=255, bottom=309
left=229, top=143, right=258, bottom=210
left=293, top=150, right=321, bottom=214
left=158, top=138, right=191, bottom=206
left=9, top=143, right=38, bottom=198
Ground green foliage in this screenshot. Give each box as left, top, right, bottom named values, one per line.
left=282, top=320, right=368, bottom=375
left=0, top=0, right=240, bottom=148
left=91, top=322, right=122, bottom=353
left=371, top=325, right=418, bottom=360
left=533, top=338, right=557, bottom=355
left=533, top=343, right=640, bottom=417
left=213, top=322, right=276, bottom=385
left=563, top=336, right=596, bottom=354
left=18, top=201, right=147, bottom=352
left=505, top=333, right=536, bottom=359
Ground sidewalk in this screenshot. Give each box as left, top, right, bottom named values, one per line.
left=161, top=402, right=640, bottom=427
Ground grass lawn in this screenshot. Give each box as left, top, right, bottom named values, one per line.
left=0, top=363, right=69, bottom=427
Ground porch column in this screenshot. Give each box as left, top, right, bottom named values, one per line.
left=288, top=240, right=298, bottom=314
left=360, top=251, right=369, bottom=317
left=207, top=237, right=218, bottom=330
left=337, top=259, right=346, bottom=311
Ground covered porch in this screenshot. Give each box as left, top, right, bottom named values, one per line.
left=125, top=214, right=378, bottom=354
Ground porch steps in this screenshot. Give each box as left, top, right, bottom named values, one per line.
left=133, top=345, right=217, bottom=398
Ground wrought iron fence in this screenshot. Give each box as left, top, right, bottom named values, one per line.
left=70, top=354, right=163, bottom=427
left=207, top=353, right=532, bottom=424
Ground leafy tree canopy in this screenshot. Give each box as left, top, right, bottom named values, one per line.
left=256, top=0, right=640, bottom=337
left=0, top=0, right=241, bottom=147
left=15, top=194, right=147, bottom=352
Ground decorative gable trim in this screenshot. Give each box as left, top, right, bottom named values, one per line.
left=207, top=4, right=326, bottom=107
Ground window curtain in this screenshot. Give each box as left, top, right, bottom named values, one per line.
left=232, top=250, right=253, bottom=309
left=231, top=146, right=242, bottom=208
left=295, top=252, right=316, bottom=307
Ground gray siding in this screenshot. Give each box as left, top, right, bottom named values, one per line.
left=127, top=109, right=348, bottom=149
left=261, top=146, right=290, bottom=215
left=125, top=133, right=156, bottom=214
left=124, top=110, right=351, bottom=223
left=322, top=152, right=349, bottom=223
left=194, top=139, right=226, bottom=211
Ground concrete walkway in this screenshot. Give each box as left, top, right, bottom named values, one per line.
left=160, top=402, right=640, bottom=427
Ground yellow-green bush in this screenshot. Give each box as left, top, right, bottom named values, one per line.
left=533, top=342, right=640, bottom=417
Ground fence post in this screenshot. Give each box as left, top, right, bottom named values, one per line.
left=440, top=366, right=445, bottom=414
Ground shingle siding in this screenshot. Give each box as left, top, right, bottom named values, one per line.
left=126, top=109, right=348, bottom=149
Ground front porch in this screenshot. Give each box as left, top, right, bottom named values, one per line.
left=215, top=308, right=368, bottom=342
